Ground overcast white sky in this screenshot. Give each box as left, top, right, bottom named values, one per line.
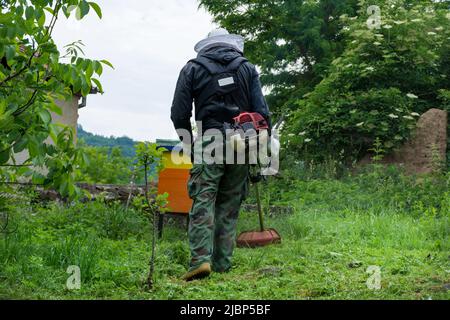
left=52, top=0, right=216, bottom=141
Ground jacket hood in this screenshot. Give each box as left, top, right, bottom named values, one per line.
left=198, top=45, right=243, bottom=65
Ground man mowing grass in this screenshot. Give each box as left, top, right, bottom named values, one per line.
left=170, top=28, right=271, bottom=281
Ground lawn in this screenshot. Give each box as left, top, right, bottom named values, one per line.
left=0, top=169, right=449, bottom=300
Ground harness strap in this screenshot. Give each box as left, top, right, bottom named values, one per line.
left=189, top=56, right=248, bottom=75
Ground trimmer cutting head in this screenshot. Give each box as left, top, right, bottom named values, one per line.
left=236, top=170, right=281, bottom=248
left=236, top=228, right=281, bottom=248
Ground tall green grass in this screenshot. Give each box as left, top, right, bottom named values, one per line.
left=0, top=167, right=448, bottom=300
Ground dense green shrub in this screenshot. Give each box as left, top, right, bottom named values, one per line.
left=259, top=159, right=450, bottom=218
left=75, top=145, right=134, bottom=185
left=34, top=201, right=148, bottom=240
left=284, top=1, right=449, bottom=162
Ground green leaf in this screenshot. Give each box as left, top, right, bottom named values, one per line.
left=59, top=179, right=69, bottom=196
left=76, top=1, right=90, bottom=20
left=13, top=136, right=28, bottom=153
left=93, top=60, right=103, bottom=76
left=34, top=7, right=44, bottom=20
left=32, top=172, right=46, bottom=185
left=0, top=149, right=10, bottom=164
left=91, top=78, right=103, bottom=93
left=75, top=6, right=82, bottom=20
left=5, top=45, right=15, bottom=62
left=81, top=77, right=90, bottom=97
left=62, top=5, right=71, bottom=18
left=16, top=5, right=24, bottom=17
left=47, top=102, right=63, bottom=116
left=44, top=7, right=55, bottom=15
left=81, top=151, right=90, bottom=166
left=86, top=61, right=94, bottom=78
left=0, top=99, right=6, bottom=115
left=25, top=6, right=35, bottom=21
left=73, top=76, right=82, bottom=94
left=89, top=2, right=102, bottom=19
left=49, top=125, right=58, bottom=144
left=38, top=14, right=46, bottom=27
left=36, top=7, right=46, bottom=27
left=100, top=59, right=114, bottom=69
left=38, top=109, right=52, bottom=124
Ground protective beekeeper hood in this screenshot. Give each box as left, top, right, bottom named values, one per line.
left=194, top=28, right=244, bottom=53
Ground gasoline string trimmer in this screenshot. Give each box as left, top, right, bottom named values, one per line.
left=228, top=112, right=282, bottom=248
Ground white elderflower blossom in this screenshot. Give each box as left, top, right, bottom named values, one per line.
left=304, top=138, right=312, bottom=143
left=427, top=31, right=437, bottom=36
left=356, top=122, right=364, bottom=127
left=411, top=112, right=420, bottom=117
left=299, top=131, right=307, bottom=136
left=388, top=114, right=399, bottom=119
left=403, top=115, right=414, bottom=120
left=406, top=93, right=418, bottom=99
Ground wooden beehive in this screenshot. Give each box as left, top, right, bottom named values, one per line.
left=156, top=140, right=193, bottom=214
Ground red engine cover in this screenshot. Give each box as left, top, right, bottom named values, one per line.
left=233, top=112, right=269, bottom=131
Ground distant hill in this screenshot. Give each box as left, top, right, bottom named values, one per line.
left=77, top=125, right=138, bottom=157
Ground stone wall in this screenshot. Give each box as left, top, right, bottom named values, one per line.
left=360, top=108, right=448, bottom=174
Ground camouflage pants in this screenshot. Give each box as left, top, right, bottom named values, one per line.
left=187, top=159, right=248, bottom=272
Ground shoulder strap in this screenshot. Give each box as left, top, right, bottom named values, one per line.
left=188, top=56, right=220, bottom=75
left=189, top=56, right=248, bottom=75
left=226, top=56, right=248, bottom=73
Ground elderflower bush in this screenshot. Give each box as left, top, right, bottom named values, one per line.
left=284, top=0, right=449, bottom=162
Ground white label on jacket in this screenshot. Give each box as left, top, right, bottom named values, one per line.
left=218, top=77, right=234, bottom=87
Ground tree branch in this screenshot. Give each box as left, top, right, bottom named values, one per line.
left=12, top=89, right=39, bottom=117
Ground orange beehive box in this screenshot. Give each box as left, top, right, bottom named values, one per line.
left=157, top=140, right=192, bottom=214
left=157, top=168, right=192, bottom=213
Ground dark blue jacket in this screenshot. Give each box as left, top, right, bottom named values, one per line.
left=170, top=45, right=270, bottom=137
